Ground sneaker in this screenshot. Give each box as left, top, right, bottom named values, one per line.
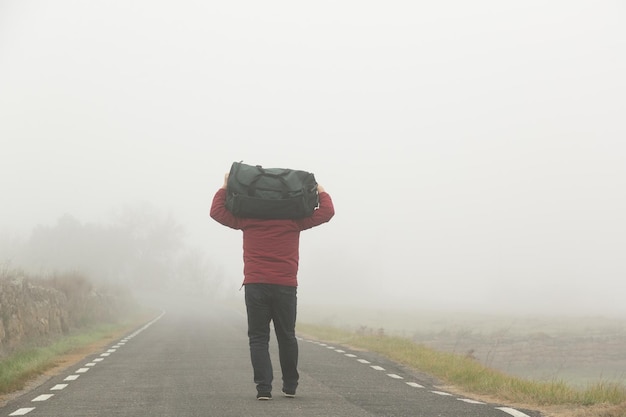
left=257, top=392, right=272, bottom=401
left=282, top=388, right=296, bottom=398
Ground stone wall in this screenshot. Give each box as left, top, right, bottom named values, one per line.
left=0, top=272, right=133, bottom=357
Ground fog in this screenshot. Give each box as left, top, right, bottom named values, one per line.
left=1, top=1, right=625, bottom=316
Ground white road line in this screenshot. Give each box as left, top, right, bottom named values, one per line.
left=125, top=312, right=163, bottom=339
left=17, top=312, right=167, bottom=416
left=431, top=390, right=453, bottom=396
left=9, top=408, right=35, bottom=416
left=458, top=398, right=486, bottom=404
left=32, top=394, right=53, bottom=402
left=496, top=407, right=532, bottom=417
left=307, top=335, right=534, bottom=417
left=94, top=358, right=104, bottom=362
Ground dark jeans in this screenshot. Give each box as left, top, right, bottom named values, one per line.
left=244, top=283, right=299, bottom=394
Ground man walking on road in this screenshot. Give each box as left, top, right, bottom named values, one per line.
left=210, top=173, right=335, bottom=400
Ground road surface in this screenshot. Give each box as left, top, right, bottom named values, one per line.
left=1, top=298, right=542, bottom=417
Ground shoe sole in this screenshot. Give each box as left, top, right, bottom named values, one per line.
left=257, top=396, right=272, bottom=401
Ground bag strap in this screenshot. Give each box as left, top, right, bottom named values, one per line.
left=248, top=166, right=290, bottom=198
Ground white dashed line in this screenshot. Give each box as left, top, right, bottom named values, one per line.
left=496, top=407, right=532, bottom=417
left=94, top=358, right=104, bottom=362
left=458, top=398, right=486, bottom=404
left=9, top=408, right=35, bottom=415
left=32, top=394, right=53, bottom=402
left=7, top=312, right=166, bottom=417
left=305, top=336, right=534, bottom=417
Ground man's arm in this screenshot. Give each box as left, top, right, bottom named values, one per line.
left=209, top=174, right=242, bottom=229
left=296, top=184, right=335, bottom=230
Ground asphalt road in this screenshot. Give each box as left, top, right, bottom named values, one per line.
left=0, top=298, right=543, bottom=417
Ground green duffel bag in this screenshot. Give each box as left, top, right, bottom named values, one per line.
left=225, top=161, right=319, bottom=219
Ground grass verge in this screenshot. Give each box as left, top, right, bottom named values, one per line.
left=0, top=311, right=156, bottom=396
left=298, top=323, right=626, bottom=417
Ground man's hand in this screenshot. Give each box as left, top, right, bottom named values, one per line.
left=317, top=184, right=325, bottom=193
left=222, top=173, right=229, bottom=189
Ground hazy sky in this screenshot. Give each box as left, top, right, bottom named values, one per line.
left=1, top=1, right=625, bottom=315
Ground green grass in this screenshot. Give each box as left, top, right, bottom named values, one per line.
left=297, top=323, right=626, bottom=414
left=0, top=320, right=140, bottom=395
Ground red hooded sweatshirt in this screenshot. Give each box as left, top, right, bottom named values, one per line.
left=210, top=188, right=335, bottom=287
